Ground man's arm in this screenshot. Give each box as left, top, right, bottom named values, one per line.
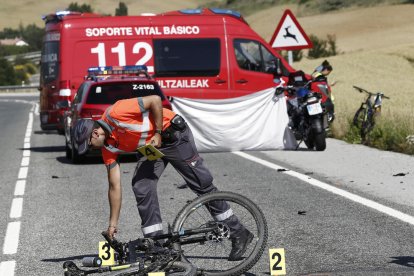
left=106, top=162, right=121, bottom=239
left=142, top=95, right=163, bottom=147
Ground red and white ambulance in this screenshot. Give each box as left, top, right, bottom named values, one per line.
left=39, top=8, right=296, bottom=131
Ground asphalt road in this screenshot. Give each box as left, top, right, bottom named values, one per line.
left=0, top=93, right=413, bottom=276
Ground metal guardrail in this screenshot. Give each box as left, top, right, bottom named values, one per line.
left=0, top=85, right=39, bottom=92
left=4, top=51, right=41, bottom=63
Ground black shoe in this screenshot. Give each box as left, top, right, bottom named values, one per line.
left=228, top=228, right=254, bottom=261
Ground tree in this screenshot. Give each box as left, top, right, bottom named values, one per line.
left=115, top=2, right=128, bottom=16
left=0, top=58, right=17, bottom=85
left=307, top=34, right=338, bottom=59
left=21, top=24, right=44, bottom=51
left=67, top=2, right=93, bottom=13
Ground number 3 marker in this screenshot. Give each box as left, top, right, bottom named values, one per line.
left=99, top=241, right=115, bottom=266
left=269, top=248, right=286, bottom=275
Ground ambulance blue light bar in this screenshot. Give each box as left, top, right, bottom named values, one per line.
left=56, top=10, right=72, bottom=16
left=179, top=9, right=202, bottom=14
left=87, top=65, right=148, bottom=76
left=210, top=8, right=241, bottom=18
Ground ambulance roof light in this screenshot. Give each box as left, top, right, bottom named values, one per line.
left=56, top=10, right=72, bottom=16
left=86, top=65, right=150, bottom=80
left=210, top=8, right=241, bottom=18
left=179, top=9, right=202, bottom=14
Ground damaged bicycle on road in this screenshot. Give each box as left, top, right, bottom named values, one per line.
left=63, top=191, right=268, bottom=276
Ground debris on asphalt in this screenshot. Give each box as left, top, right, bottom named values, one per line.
left=176, top=183, right=188, bottom=189
left=52, top=175, right=69, bottom=179
left=393, top=172, right=409, bottom=176
left=277, top=168, right=289, bottom=172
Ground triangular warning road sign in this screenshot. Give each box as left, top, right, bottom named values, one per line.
left=269, top=9, right=313, bottom=50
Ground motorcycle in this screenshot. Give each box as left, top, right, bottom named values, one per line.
left=278, top=71, right=328, bottom=151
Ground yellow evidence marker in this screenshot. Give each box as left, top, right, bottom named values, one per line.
left=99, top=241, right=116, bottom=266
left=269, top=248, right=286, bottom=275
left=137, top=144, right=164, bottom=161
left=148, top=273, right=166, bottom=276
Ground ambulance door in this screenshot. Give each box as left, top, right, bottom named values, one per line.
left=153, top=38, right=229, bottom=99
left=229, top=38, right=283, bottom=97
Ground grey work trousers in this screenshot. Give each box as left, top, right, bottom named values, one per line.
left=131, top=125, right=240, bottom=237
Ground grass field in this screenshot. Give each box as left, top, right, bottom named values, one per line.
left=0, top=0, right=207, bottom=27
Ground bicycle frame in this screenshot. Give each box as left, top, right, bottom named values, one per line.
left=63, top=224, right=219, bottom=276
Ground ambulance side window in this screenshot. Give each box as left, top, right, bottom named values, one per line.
left=234, top=39, right=289, bottom=76
left=153, top=38, right=220, bottom=77
left=234, top=40, right=262, bottom=72
left=261, top=46, right=290, bottom=77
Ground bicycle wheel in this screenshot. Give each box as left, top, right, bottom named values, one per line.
left=352, top=107, right=366, bottom=128
left=172, top=191, right=268, bottom=276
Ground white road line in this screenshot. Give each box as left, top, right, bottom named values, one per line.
left=9, top=198, right=23, bottom=219
left=3, top=222, right=21, bottom=255
left=17, top=167, right=28, bottom=180
left=234, top=151, right=414, bottom=226
left=1, top=99, right=36, bottom=275
left=14, top=180, right=26, bottom=196
left=21, top=157, right=30, bottom=167
left=0, top=261, right=16, bottom=276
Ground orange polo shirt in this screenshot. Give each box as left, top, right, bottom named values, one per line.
left=98, top=97, right=175, bottom=167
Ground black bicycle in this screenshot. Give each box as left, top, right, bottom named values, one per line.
left=63, top=191, right=268, bottom=276
left=352, top=85, right=390, bottom=142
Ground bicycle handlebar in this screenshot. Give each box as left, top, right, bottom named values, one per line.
left=353, top=85, right=390, bottom=99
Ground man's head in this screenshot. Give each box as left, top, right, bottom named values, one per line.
left=73, top=119, right=105, bottom=155
left=321, top=65, right=333, bottom=76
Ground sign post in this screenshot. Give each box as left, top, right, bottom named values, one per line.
left=269, top=9, right=313, bottom=65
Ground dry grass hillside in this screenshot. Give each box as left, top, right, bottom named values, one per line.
left=0, top=0, right=206, bottom=27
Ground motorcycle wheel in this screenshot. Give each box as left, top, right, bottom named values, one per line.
left=304, top=137, right=314, bottom=150
left=314, top=131, right=326, bottom=151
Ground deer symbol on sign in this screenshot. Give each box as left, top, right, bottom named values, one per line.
left=283, top=26, right=298, bottom=43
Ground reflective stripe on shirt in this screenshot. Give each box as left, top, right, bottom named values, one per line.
left=137, top=111, right=150, bottom=148
left=105, top=109, right=149, bottom=132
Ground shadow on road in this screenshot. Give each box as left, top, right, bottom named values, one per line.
left=19, top=146, right=65, bottom=153
left=34, top=130, right=60, bottom=135
left=390, top=256, right=414, bottom=268
left=56, top=154, right=139, bottom=165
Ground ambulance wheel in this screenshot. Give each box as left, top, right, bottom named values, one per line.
left=71, top=141, right=84, bottom=164
left=65, top=141, right=72, bottom=160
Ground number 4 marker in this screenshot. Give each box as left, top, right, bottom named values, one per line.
left=269, top=248, right=286, bottom=275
